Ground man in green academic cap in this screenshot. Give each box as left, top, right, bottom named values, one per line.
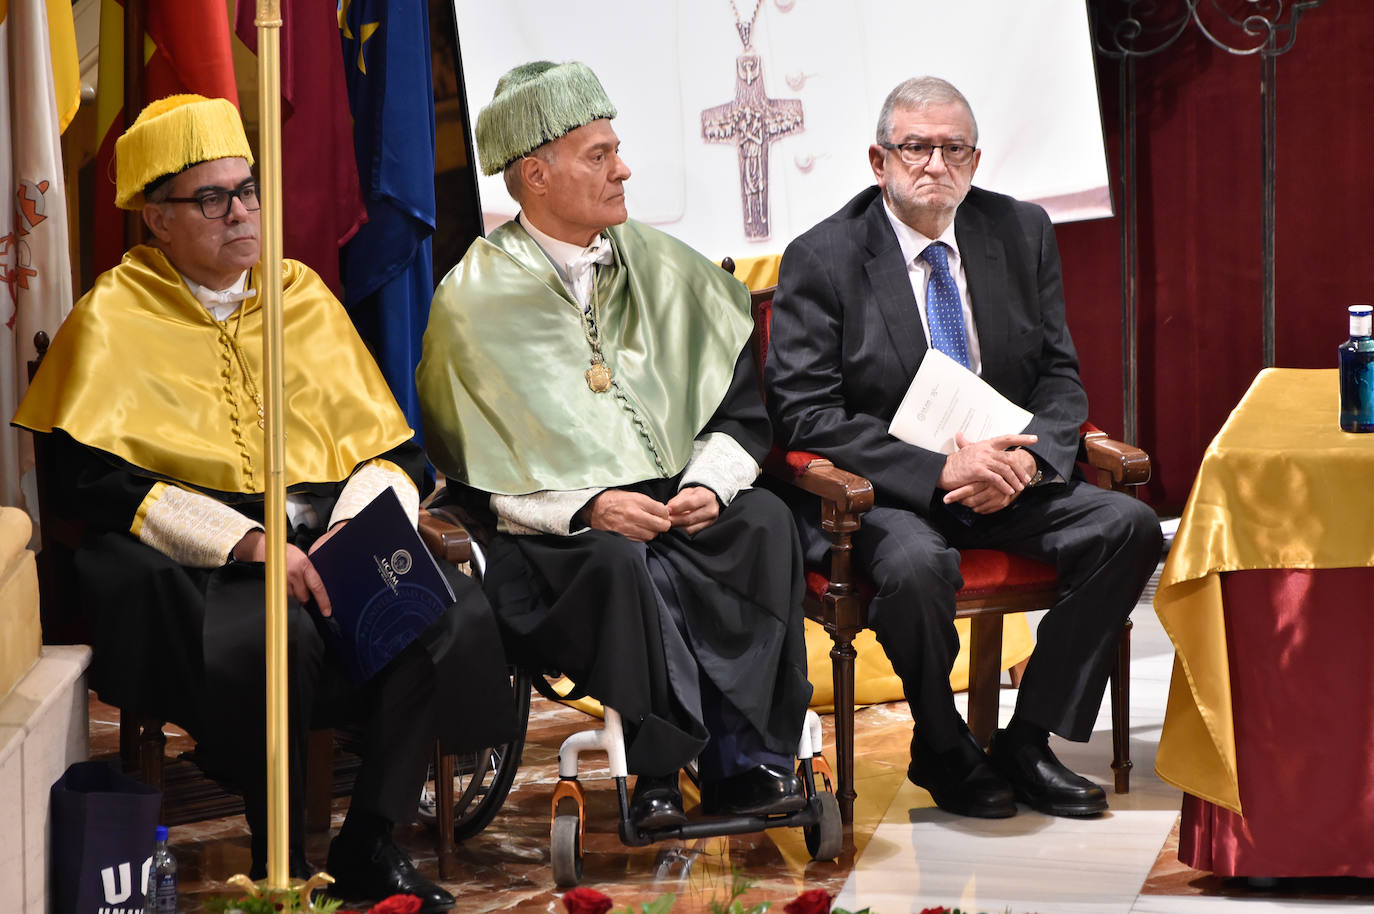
left=418, top=61, right=812, bottom=828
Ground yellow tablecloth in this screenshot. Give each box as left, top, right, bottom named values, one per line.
left=1154, top=368, right=1374, bottom=813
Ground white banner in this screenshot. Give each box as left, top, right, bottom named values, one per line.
left=2, top=0, right=76, bottom=513
left=452, top=0, right=1111, bottom=260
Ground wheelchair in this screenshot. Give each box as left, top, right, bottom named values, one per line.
left=419, top=499, right=844, bottom=887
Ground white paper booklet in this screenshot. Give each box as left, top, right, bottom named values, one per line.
left=888, top=348, right=1033, bottom=455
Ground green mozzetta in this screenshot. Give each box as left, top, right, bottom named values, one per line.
left=418, top=218, right=753, bottom=495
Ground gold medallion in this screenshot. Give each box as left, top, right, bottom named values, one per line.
left=586, top=361, right=612, bottom=393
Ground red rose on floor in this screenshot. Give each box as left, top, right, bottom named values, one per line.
left=368, top=895, right=422, bottom=914
left=562, top=886, right=614, bottom=914
left=784, top=888, right=833, bottom=914
left=918, top=908, right=952, bottom=914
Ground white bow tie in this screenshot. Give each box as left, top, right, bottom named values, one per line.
left=194, top=286, right=254, bottom=307
left=566, top=237, right=614, bottom=310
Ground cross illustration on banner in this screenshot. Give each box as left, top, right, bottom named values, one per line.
left=701, top=52, right=803, bottom=241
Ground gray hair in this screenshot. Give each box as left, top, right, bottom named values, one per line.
left=502, top=147, right=558, bottom=203
left=875, top=76, right=978, bottom=145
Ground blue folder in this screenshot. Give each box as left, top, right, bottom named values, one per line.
left=309, top=487, right=455, bottom=681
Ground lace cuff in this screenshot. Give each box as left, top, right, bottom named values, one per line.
left=131, top=482, right=260, bottom=568
left=678, top=433, right=759, bottom=507
left=328, top=460, right=420, bottom=530
left=491, top=487, right=603, bottom=536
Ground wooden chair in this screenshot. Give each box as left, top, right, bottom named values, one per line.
left=25, top=331, right=518, bottom=874
left=726, top=269, right=1148, bottom=825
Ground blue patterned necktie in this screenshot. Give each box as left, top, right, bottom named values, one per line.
left=921, top=242, right=971, bottom=369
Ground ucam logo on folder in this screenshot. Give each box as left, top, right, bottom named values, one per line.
left=310, top=486, right=455, bottom=682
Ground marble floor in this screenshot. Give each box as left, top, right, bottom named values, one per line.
left=87, top=564, right=1374, bottom=912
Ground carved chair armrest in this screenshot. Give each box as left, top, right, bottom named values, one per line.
left=1079, top=423, right=1151, bottom=492
left=763, top=448, right=874, bottom=633
left=418, top=508, right=473, bottom=566
left=763, top=448, right=875, bottom=521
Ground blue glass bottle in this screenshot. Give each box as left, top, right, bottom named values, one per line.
left=1339, top=304, right=1374, bottom=432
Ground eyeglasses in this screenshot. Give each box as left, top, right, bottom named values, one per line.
left=162, top=182, right=260, bottom=219
left=879, top=142, right=977, bottom=168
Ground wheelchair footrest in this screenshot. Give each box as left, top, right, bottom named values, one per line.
left=618, top=795, right=826, bottom=847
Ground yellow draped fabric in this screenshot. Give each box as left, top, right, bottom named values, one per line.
left=803, top=616, right=1034, bottom=712
left=727, top=253, right=782, bottom=291
left=1154, top=368, right=1374, bottom=814
left=14, top=245, right=413, bottom=494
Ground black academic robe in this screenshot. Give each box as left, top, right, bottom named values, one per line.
left=476, top=348, right=813, bottom=778
left=52, top=430, right=516, bottom=824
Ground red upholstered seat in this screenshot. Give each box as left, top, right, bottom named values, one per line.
left=805, top=551, right=1058, bottom=606
left=950, top=549, right=1059, bottom=595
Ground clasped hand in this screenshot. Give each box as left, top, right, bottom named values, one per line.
left=938, top=432, right=1040, bottom=515
left=586, top=486, right=720, bottom=541
left=232, top=526, right=339, bottom=616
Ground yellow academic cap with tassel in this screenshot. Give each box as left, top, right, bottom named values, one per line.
left=114, top=94, right=253, bottom=210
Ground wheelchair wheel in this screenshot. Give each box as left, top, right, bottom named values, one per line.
left=804, top=789, right=843, bottom=862
left=420, top=666, right=531, bottom=841
left=551, top=811, right=583, bottom=887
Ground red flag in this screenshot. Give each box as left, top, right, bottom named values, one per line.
left=93, top=0, right=239, bottom=275
left=234, top=1, right=366, bottom=294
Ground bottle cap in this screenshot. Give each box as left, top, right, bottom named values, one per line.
left=1350, top=305, right=1372, bottom=338
left=156, top=825, right=169, bottom=842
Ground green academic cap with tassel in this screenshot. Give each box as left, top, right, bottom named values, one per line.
left=474, top=61, right=618, bottom=176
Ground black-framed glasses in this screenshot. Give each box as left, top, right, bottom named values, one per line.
left=879, top=142, right=977, bottom=168
left=162, top=182, right=260, bottom=219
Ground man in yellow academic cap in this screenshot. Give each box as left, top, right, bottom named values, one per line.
left=15, top=95, right=514, bottom=910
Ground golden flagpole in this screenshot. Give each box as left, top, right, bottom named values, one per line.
left=220, top=2, right=331, bottom=907
left=255, top=0, right=289, bottom=893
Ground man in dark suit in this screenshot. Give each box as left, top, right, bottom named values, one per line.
left=766, top=76, right=1161, bottom=819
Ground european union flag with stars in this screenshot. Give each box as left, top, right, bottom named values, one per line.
left=338, top=0, right=435, bottom=446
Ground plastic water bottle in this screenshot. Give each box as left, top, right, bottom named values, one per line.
left=150, top=824, right=178, bottom=914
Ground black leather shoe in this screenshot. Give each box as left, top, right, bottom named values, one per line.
left=700, top=764, right=806, bottom=817
left=630, top=773, right=688, bottom=829
left=908, top=731, right=1016, bottom=818
left=325, top=833, right=455, bottom=912
left=988, top=728, right=1108, bottom=817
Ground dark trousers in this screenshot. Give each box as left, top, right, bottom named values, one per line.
left=205, top=569, right=442, bottom=858
left=483, top=485, right=811, bottom=780
left=800, top=481, right=1161, bottom=753
left=82, top=534, right=441, bottom=859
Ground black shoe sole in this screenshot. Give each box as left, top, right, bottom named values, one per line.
left=1012, top=788, right=1108, bottom=817
left=632, top=809, right=689, bottom=829
left=909, top=767, right=1017, bottom=819
left=700, top=793, right=807, bottom=817
left=925, top=787, right=1017, bottom=818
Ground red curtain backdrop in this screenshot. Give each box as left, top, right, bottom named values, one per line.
left=234, top=0, right=366, bottom=296
left=1059, top=5, right=1374, bottom=511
